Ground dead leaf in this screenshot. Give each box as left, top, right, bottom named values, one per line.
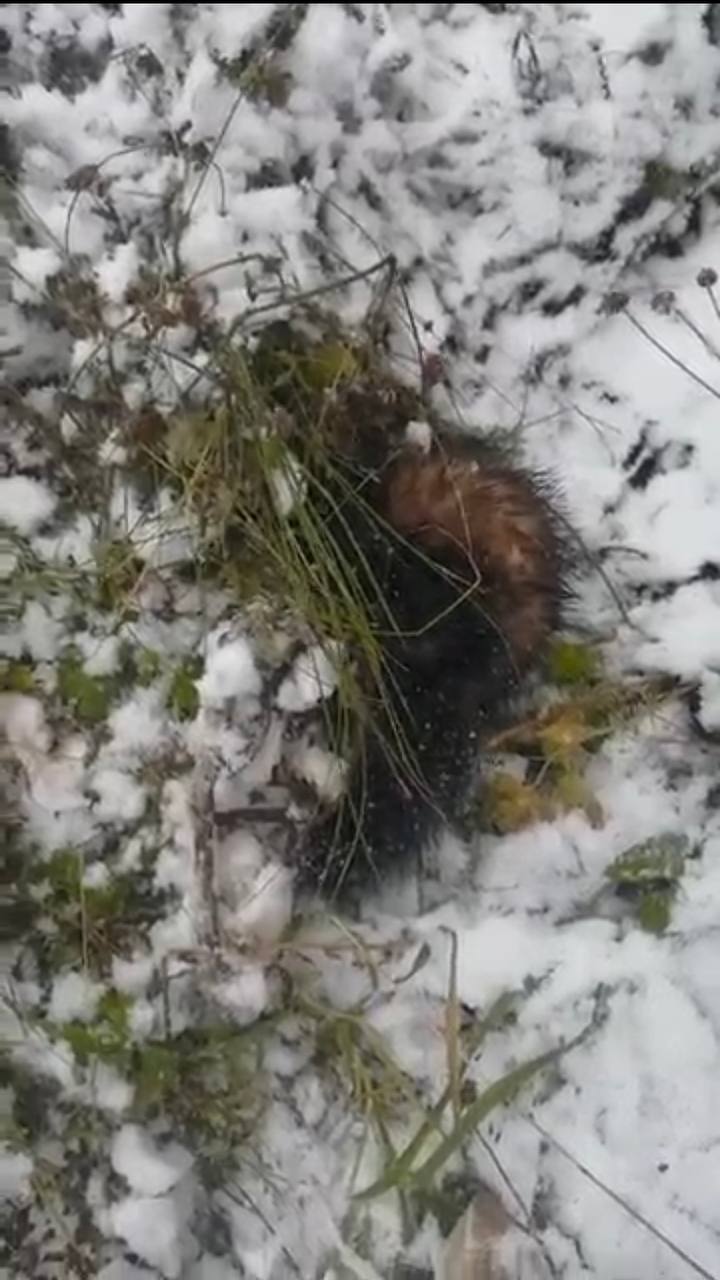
left=439, top=1185, right=547, bottom=1280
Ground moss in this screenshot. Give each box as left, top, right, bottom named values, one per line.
left=61, top=990, right=132, bottom=1067
left=167, top=656, right=203, bottom=721
left=547, top=639, right=601, bottom=687
left=482, top=772, right=555, bottom=834
left=57, top=653, right=114, bottom=724
left=0, top=660, right=37, bottom=694
left=135, top=647, right=163, bottom=687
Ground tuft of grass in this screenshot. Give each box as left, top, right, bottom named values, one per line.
left=27, top=846, right=166, bottom=977
left=351, top=985, right=601, bottom=1226
left=308, top=997, right=420, bottom=1135
left=125, top=310, right=449, bottom=820
left=93, top=538, right=145, bottom=615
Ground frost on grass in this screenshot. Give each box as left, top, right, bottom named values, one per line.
left=5, top=4, right=720, bottom=1280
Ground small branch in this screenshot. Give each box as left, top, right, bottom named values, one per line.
left=184, top=88, right=244, bottom=222
left=63, top=145, right=146, bottom=257
left=624, top=311, right=720, bottom=401
left=231, top=253, right=397, bottom=333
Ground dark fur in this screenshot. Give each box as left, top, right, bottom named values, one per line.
left=295, top=428, right=570, bottom=903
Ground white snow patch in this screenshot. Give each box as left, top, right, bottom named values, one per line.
left=0, top=1150, right=34, bottom=1199
left=0, top=693, right=51, bottom=760
left=154, top=778, right=196, bottom=898
left=91, top=1064, right=135, bottom=1116
left=211, top=964, right=271, bottom=1026
left=290, top=742, right=347, bottom=803
left=106, top=687, right=167, bottom=756
left=405, top=419, right=433, bottom=452
left=698, top=672, right=720, bottom=733
left=77, top=632, right=121, bottom=677
left=276, top=644, right=340, bottom=712
left=91, top=767, right=147, bottom=824
left=1, top=476, right=56, bottom=535
left=110, top=1194, right=186, bottom=1279
left=98, top=1263, right=152, bottom=1280
left=112, top=955, right=156, bottom=998
left=48, top=972, right=103, bottom=1023
left=20, top=600, right=62, bottom=662
left=34, top=513, right=96, bottom=566
left=96, top=240, right=140, bottom=303
left=111, top=1125, right=193, bottom=1197
left=15, top=1029, right=76, bottom=1092
left=216, top=831, right=294, bottom=948
left=196, top=627, right=261, bottom=707
left=11, top=245, right=62, bottom=303
left=83, top=861, right=110, bottom=890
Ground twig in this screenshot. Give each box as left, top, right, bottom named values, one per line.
left=63, top=145, right=146, bottom=257
left=222, top=1182, right=304, bottom=1280
left=673, top=305, right=720, bottom=364
left=185, top=252, right=270, bottom=284
left=139, top=340, right=225, bottom=387
left=230, top=253, right=397, bottom=332
left=184, top=88, right=244, bottom=222
left=313, top=184, right=428, bottom=383
left=624, top=311, right=720, bottom=401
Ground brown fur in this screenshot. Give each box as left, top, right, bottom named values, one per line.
left=382, top=450, right=563, bottom=666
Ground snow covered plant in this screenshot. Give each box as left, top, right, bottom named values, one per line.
left=5, top=4, right=720, bottom=1280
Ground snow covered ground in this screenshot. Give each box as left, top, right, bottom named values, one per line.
left=4, top=4, right=720, bottom=1278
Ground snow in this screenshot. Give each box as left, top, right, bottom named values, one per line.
left=95, top=240, right=140, bottom=304
left=1, top=475, right=56, bottom=535
left=0, top=693, right=51, bottom=760
left=290, top=741, right=347, bottom=803
left=111, top=1126, right=193, bottom=1197
left=215, top=831, right=294, bottom=948
left=48, top=971, right=102, bottom=1024
left=196, top=627, right=262, bottom=708
left=78, top=631, right=121, bottom=677
left=276, top=643, right=340, bottom=712
left=697, top=672, right=720, bottom=732
left=109, top=1194, right=187, bottom=1279
left=6, top=4, right=720, bottom=1278
left=90, top=766, right=147, bottom=824
left=106, top=688, right=168, bottom=756
left=20, top=599, right=62, bottom=663
left=10, top=244, right=62, bottom=303
left=0, top=1150, right=34, bottom=1200
left=210, top=964, right=272, bottom=1027
left=91, top=1063, right=135, bottom=1116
